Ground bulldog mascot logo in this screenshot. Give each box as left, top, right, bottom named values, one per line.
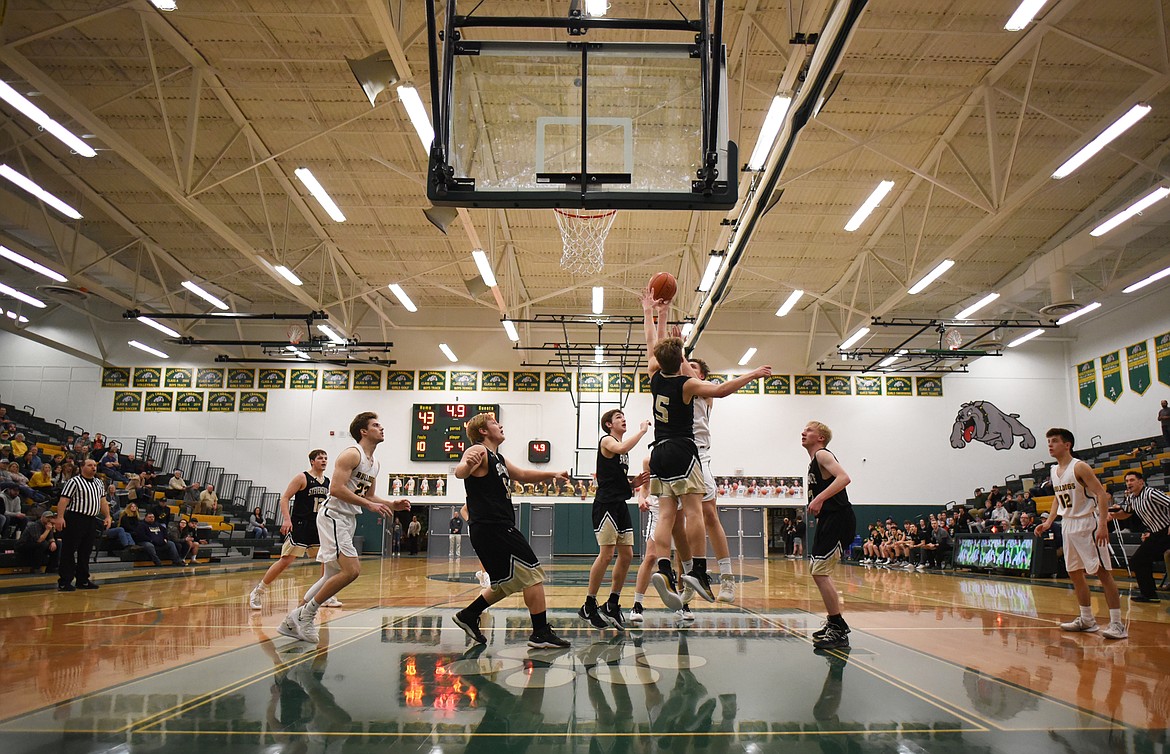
left=949, top=401, right=1036, bottom=451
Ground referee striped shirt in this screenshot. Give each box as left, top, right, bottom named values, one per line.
left=1121, top=485, right=1170, bottom=533
left=60, top=475, right=106, bottom=517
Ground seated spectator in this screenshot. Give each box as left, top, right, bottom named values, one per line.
left=1014, top=512, right=1037, bottom=534
left=125, top=453, right=145, bottom=475
left=25, top=448, right=44, bottom=474
left=57, top=460, right=77, bottom=487
left=0, top=462, right=45, bottom=503
left=925, top=522, right=952, bottom=569
left=9, top=433, right=28, bottom=458
left=124, top=475, right=144, bottom=503
left=73, top=432, right=91, bottom=455
left=29, top=463, right=54, bottom=495
left=987, top=485, right=1005, bottom=506
left=98, top=448, right=126, bottom=483
left=175, top=518, right=201, bottom=564
left=168, top=470, right=189, bottom=493
left=17, top=510, right=58, bottom=573
left=246, top=507, right=269, bottom=539
left=196, top=484, right=219, bottom=515
left=102, top=501, right=136, bottom=550
left=989, top=500, right=1010, bottom=529
left=2, top=486, right=29, bottom=536
left=129, top=511, right=184, bottom=566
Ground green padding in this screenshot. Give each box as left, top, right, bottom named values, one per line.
left=552, top=501, right=641, bottom=557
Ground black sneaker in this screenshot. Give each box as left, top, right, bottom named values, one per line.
left=77, top=582, right=99, bottom=590
left=813, top=624, right=850, bottom=650
left=452, top=610, right=488, bottom=644
left=527, top=626, right=571, bottom=649
left=600, top=601, right=625, bottom=630
left=651, top=567, right=683, bottom=610
left=681, top=570, right=715, bottom=603
left=812, top=620, right=851, bottom=641
left=578, top=600, right=609, bottom=629
left=1131, top=595, right=1161, bottom=604
left=57, top=583, right=76, bottom=592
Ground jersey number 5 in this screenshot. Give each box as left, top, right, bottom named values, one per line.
left=654, top=394, right=670, bottom=423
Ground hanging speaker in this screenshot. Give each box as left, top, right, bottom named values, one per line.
left=346, top=50, right=399, bottom=107
left=423, top=205, right=459, bottom=234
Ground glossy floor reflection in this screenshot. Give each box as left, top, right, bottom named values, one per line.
left=0, top=557, right=1166, bottom=753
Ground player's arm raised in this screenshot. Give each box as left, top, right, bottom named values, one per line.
left=641, top=286, right=668, bottom=375
left=454, top=444, right=487, bottom=480
left=602, top=420, right=650, bottom=456
left=686, top=365, right=772, bottom=399
left=809, top=449, right=851, bottom=517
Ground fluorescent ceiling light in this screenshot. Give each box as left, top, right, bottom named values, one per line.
left=592, top=286, right=604, bottom=314
left=1122, top=265, right=1170, bottom=293
left=0, top=245, right=67, bottom=282
left=438, top=343, right=458, bottom=363
left=285, top=345, right=298, bottom=352
left=0, top=280, right=46, bottom=308
left=775, top=289, right=803, bottom=317
left=317, top=324, right=347, bottom=344
left=0, top=81, right=96, bottom=157
left=1052, top=103, right=1152, bottom=179
left=680, top=322, right=694, bottom=337
left=137, top=316, right=180, bottom=338
left=955, top=292, right=1000, bottom=320
left=2, top=310, right=30, bottom=323
left=397, top=85, right=434, bottom=150
left=294, top=167, right=345, bottom=222
left=746, top=95, right=792, bottom=171
left=502, top=319, right=519, bottom=342
left=585, top=0, right=608, bottom=15
left=273, top=265, right=302, bottom=286
left=471, top=249, right=497, bottom=287
left=5, top=311, right=15, bottom=320
left=1089, top=185, right=1170, bottom=237
left=594, top=345, right=604, bottom=363
left=908, top=259, right=955, bottom=295
left=698, top=255, right=723, bottom=292
left=879, top=355, right=900, bottom=368
left=1055, top=301, right=1101, bottom=325
left=0, top=164, right=82, bottom=219
left=150, top=0, right=178, bottom=10
left=738, top=347, right=757, bottom=366
left=840, top=326, right=870, bottom=350
left=844, top=180, right=895, bottom=232
left=128, top=340, right=169, bottom=359
left=1004, top=0, right=1050, bottom=31
left=387, top=283, right=418, bottom=312
left=181, top=280, right=229, bottom=310
left=1007, top=329, right=1045, bottom=348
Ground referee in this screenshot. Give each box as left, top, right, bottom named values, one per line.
left=54, top=457, right=111, bottom=592
left=1112, top=470, right=1170, bottom=603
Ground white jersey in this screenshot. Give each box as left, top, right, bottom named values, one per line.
left=693, top=395, right=712, bottom=452
left=322, top=444, right=380, bottom=518
left=1051, top=460, right=1096, bottom=519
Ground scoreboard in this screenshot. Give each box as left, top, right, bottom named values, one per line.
left=411, top=403, right=500, bottom=461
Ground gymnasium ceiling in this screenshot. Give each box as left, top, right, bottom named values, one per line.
left=0, top=0, right=1168, bottom=370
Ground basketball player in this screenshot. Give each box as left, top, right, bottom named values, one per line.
left=450, top=413, right=572, bottom=648
left=630, top=457, right=693, bottom=622
left=249, top=449, right=334, bottom=610
left=802, top=421, right=857, bottom=651
left=1033, top=428, right=1127, bottom=640
left=580, top=409, right=651, bottom=630
left=686, top=356, right=737, bottom=603
left=279, top=412, right=410, bottom=643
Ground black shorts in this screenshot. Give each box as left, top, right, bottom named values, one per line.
left=812, top=506, right=856, bottom=559
left=649, top=438, right=703, bottom=497
left=288, top=515, right=319, bottom=548
left=468, top=523, right=545, bottom=597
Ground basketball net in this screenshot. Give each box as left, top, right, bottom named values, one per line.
left=555, top=209, right=617, bottom=276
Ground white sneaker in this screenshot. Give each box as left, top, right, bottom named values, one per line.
left=322, top=596, right=343, bottom=608
left=680, top=583, right=696, bottom=604
left=716, top=575, right=735, bottom=603
left=915, top=564, right=926, bottom=571
left=276, top=610, right=297, bottom=639
left=476, top=570, right=492, bottom=590
left=290, top=606, right=320, bottom=643
left=1101, top=622, right=1128, bottom=640
left=249, top=587, right=264, bottom=610
left=628, top=603, right=645, bottom=623
left=1059, top=615, right=1099, bottom=633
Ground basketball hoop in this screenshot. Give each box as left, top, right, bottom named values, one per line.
left=286, top=324, right=306, bottom=345
left=555, top=209, right=617, bottom=276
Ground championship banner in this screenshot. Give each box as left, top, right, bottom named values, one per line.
left=762, top=375, right=790, bottom=395
left=884, top=376, right=912, bottom=396
left=258, top=368, right=286, bottom=389
left=290, top=368, right=318, bottom=390
left=1077, top=360, right=1097, bottom=409
left=132, top=367, right=161, bottom=388
left=855, top=376, right=882, bottom=396
left=794, top=375, right=821, bottom=396
left=227, top=368, right=255, bottom=389
left=1125, top=341, right=1150, bottom=395
left=1100, top=351, right=1122, bottom=403
left=735, top=377, right=759, bottom=395
left=607, top=373, right=634, bottom=393
left=322, top=370, right=349, bottom=390
left=207, top=391, right=236, bottom=412
left=916, top=376, right=943, bottom=397
left=175, top=391, right=204, bottom=412
left=419, top=370, right=446, bottom=391
left=387, top=371, right=415, bottom=390
left=577, top=372, right=603, bottom=393
left=482, top=371, right=509, bottom=391
left=638, top=373, right=652, bottom=393
left=450, top=371, right=478, bottom=390
left=544, top=372, right=570, bottom=392
left=196, top=368, right=225, bottom=388
left=144, top=391, right=173, bottom=412
left=112, top=391, right=141, bottom=412
left=825, top=376, right=851, bottom=396
left=513, top=371, right=541, bottom=392
left=102, top=367, right=130, bottom=388
left=164, top=367, right=193, bottom=388
left=239, top=391, right=268, bottom=412
left=707, top=373, right=727, bottom=385
left=1156, top=331, right=1170, bottom=387
left=353, top=370, right=382, bottom=390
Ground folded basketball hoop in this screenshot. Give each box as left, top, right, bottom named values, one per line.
left=555, top=209, right=617, bottom=276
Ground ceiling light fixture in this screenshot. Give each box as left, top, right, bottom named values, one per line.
left=592, top=286, right=604, bottom=315
left=839, top=326, right=870, bottom=350
left=584, top=0, right=608, bottom=16
left=273, top=265, right=303, bottom=286
left=1052, top=103, right=1152, bottom=179
left=908, top=259, right=955, bottom=295
left=1007, top=329, right=1045, bottom=348
left=471, top=249, right=497, bottom=287
left=502, top=319, right=520, bottom=342
left=594, top=345, right=604, bottom=363
left=397, top=85, right=434, bottom=150
left=0, top=280, right=46, bottom=308
left=128, top=340, right=169, bottom=358
left=1122, top=265, right=1170, bottom=293
left=181, top=280, right=229, bottom=310
left=955, top=292, right=1000, bottom=320
left=738, top=347, right=757, bottom=366
left=879, top=355, right=900, bottom=368
left=698, top=254, right=723, bottom=292
left=317, top=324, right=347, bottom=344
left=149, top=0, right=178, bottom=10
left=1090, top=185, right=1170, bottom=237
left=0, top=164, right=82, bottom=219
left=844, top=180, right=895, bottom=232
left=1004, top=0, right=1050, bottom=31
left=294, top=167, right=345, bottom=222
left=438, top=343, right=458, bottom=363
left=387, top=283, right=418, bottom=312
left=137, top=316, right=180, bottom=338
left=775, top=289, right=803, bottom=317
left=0, top=81, right=96, bottom=157
left=0, top=245, right=67, bottom=282
left=746, top=95, right=792, bottom=171
left=1055, top=301, right=1101, bottom=325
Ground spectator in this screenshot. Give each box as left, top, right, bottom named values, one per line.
left=102, top=501, right=137, bottom=549
left=987, top=485, right=1005, bottom=506
left=57, top=460, right=77, bottom=487
left=989, top=500, right=1010, bottom=528
left=391, top=518, right=402, bottom=556
left=927, top=522, right=952, bottom=569
left=168, top=470, right=188, bottom=492
left=29, top=463, right=54, bottom=495
left=175, top=518, right=201, bottom=564
left=1015, top=512, right=1037, bottom=534
left=196, top=484, right=219, bottom=515
left=792, top=515, right=805, bottom=558
left=99, top=448, right=127, bottom=483
left=124, top=475, right=143, bottom=503
left=26, top=448, right=44, bottom=473
left=129, top=511, right=184, bottom=566
left=2, top=486, right=29, bottom=536
left=10, top=432, right=28, bottom=458
left=247, top=506, right=269, bottom=539
left=125, top=453, right=145, bottom=475
left=407, top=515, right=421, bottom=555
left=1160, top=399, right=1170, bottom=447
left=17, top=510, right=59, bottom=572
left=1, top=461, right=45, bottom=503
left=73, top=432, right=91, bottom=455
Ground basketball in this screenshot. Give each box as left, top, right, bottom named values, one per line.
left=649, top=271, right=677, bottom=302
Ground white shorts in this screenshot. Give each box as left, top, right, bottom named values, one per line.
left=644, top=500, right=659, bottom=542
left=698, top=452, right=717, bottom=502
left=1062, top=516, right=1111, bottom=575
left=316, top=508, right=359, bottom=563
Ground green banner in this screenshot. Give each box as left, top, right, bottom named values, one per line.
left=450, top=371, right=478, bottom=390
left=207, top=391, right=236, bottom=412
left=607, top=373, right=634, bottom=393
left=144, top=391, right=173, bottom=412
left=855, top=376, right=882, bottom=396
left=1101, top=351, right=1122, bottom=403
left=762, top=375, right=790, bottom=395
left=1077, top=360, right=1097, bottom=409
left=196, top=368, right=224, bottom=388
left=419, top=370, right=446, bottom=390
left=164, top=367, right=193, bottom=388
left=1156, top=331, right=1170, bottom=387
left=290, top=368, right=318, bottom=390
left=133, top=367, right=161, bottom=388
left=578, top=372, right=603, bottom=393
left=545, top=372, right=571, bottom=392
left=353, top=370, right=382, bottom=390
left=175, top=391, right=204, bottom=412
left=112, top=391, right=141, bottom=412
left=227, top=368, right=255, bottom=389
left=638, top=373, right=652, bottom=393
left=482, top=371, right=509, bottom=391
left=513, top=372, right=541, bottom=392
left=916, top=376, right=943, bottom=397
left=736, top=377, right=759, bottom=395
left=258, top=369, right=286, bottom=389
left=322, top=370, right=349, bottom=390
left=102, top=367, right=130, bottom=388
left=885, top=376, right=912, bottom=396
left=794, top=375, right=821, bottom=396
left=825, top=376, right=851, bottom=396
left=1125, top=341, right=1150, bottom=395
left=707, top=374, right=727, bottom=385
left=387, top=370, right=415, bottom=390
left=239, top=391, right=268, bottom=412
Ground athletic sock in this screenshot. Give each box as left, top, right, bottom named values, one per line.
left=585, top=594, right=597, bottom=606
left=608, top=592, right=620, bottom=605
left=1079, top=605, right=1094, bottom=622
left=682, top=559, right=694, bottom=574
left=717, top=558, right=732, bottom=576
left=633, top=592, right=644, bottom=605
left=693, top=557, right=707, bottom=574
left=530, top=611, right=549, bottom=632
left=255, top=581, right=267, bottom=591
left=464, top=595, right=490, bottom=618
left=303, top=599, right=321, bottom=618
left=828, top=613, right=849, bottom=631
left=1108, top=608, right=1121, bottom=624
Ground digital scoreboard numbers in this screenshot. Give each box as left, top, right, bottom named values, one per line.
left=411, top=403, right=500, bottom=461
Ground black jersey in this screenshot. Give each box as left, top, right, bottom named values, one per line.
left=594, top=437, right=632, bottom=507
left=291, top=472, right=330, bottom=519
left=650, top=372, right=694, bottom=442
left=808, top=449, right=851, bottom=515
left=465, top=445, right=515, bottom=526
